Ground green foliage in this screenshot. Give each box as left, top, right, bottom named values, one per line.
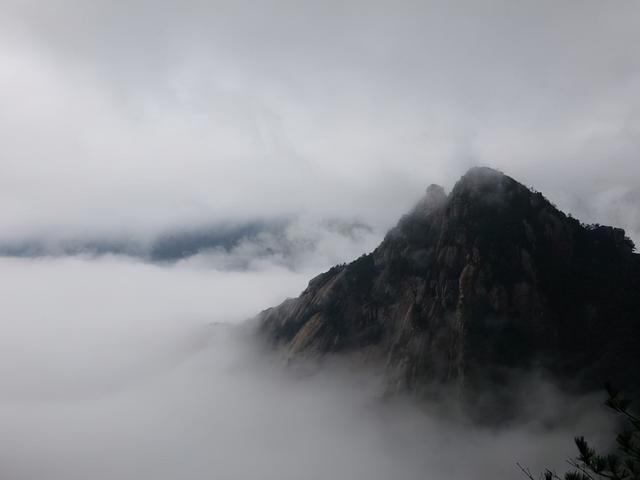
left=519, top=385, right=640, bottom=480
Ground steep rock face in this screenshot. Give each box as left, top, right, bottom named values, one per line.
left=258, top=168, right=640, bottom=393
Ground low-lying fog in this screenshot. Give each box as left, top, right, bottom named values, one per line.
left=0, top=254, right=615, bottom=480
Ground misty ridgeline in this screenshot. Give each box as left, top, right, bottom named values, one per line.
left=256, top=168, right=640, bottom=478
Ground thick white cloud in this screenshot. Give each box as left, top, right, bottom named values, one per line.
left=0, top=257, right=616, bottom=480
left=0, top=0, right=638, bottom=241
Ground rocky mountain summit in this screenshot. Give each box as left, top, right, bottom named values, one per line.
left=257, top=168, right=640, bottom=396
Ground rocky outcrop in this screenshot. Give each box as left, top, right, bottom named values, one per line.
left=257, top=168, right=640, bottom=395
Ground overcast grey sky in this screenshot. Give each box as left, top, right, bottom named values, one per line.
left=1, top=0, right=639, bottom=240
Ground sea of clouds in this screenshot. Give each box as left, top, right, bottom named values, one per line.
left=0, top=254, right=616, bottom=480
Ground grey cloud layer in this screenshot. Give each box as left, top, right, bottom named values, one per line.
left=1, top=0, right=639, bottom=241
left=0, top=257, right=617, bottom=480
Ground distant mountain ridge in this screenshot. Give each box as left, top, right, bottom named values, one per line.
left=0, top=218, right=373, bottom=265
left=258, top=167, right=640, bottom=396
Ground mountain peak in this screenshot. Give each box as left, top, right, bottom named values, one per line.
left=452, top=166, right=513, bottom=193
left=410, top=183, right=447, bottom=217
left=458, top=165, right=508, bottom=184
left=450, top=167, right=536, bottom=207
left=258, top=169, right=640, bottom=401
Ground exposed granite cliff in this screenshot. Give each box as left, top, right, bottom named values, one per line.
left=257, top=168, right=640, bottom=395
